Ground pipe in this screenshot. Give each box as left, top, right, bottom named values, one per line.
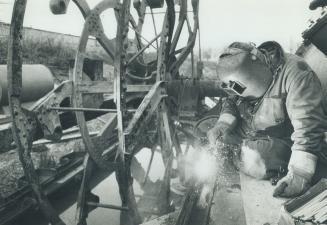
left=0, top=64, right=54, bottom=106
left=167, top=80, right=227, bottom=98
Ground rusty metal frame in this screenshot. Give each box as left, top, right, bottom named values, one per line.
left=7, top=0, right=65, bottom=224
left=5, top=1, right=225, bottom=225
left=170, top=0, right=187, bottom=54
left=71, top=0, right=120, bottom=171
left=113, top=0, right=130, bottom=163
left=32, top=80, right=73, bottom=141
left=170, top=0, right=200, bottom=75
left=124, top=81, right=166, bottom=151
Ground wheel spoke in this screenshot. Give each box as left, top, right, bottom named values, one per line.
left=93, top=0, right=119, bottom=14
left=114, top=0, right=131, bottom=162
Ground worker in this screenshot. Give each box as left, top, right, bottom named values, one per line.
left=207, top=41, right=327, bottom=198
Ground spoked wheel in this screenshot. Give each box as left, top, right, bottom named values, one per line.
left=8, top=0, right=201, bottom=224
left=69, top=0, right=162, bottom=170
left=7, top=0, right=65, bottom=224
left=68, top=1, right=142, bottom=224
left=72, top=0, right=121, bottom=171
left=69, top=0, right=175, bottom=224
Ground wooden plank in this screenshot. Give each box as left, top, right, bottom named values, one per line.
left=33, top=131, right=99, bottom=145
left=77, top=80, right=113, bottom=94
left=127, top=85, right=152, bottom=92
left=240, top=173, right=286, bottom=225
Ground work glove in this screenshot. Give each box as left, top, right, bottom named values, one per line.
left=273, top=151, right=317, bottom=198
left=207, top=122, right=232, bottom=146
left=207, top=113, right=237, bottom=146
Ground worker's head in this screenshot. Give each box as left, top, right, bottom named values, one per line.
left=216, top=42, right=273, bottom=99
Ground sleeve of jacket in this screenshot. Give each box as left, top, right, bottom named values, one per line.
left=220, top=96, right=240, bottom=118
left=285, top=60, right=327, bottom=154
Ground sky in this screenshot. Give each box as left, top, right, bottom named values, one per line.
left=0, top=0, right=322, bottom=53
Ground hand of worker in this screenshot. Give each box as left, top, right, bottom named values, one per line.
left=273, top=151, right=317, bottom=198
left=207, top=122, right=231, bottom=146
left=207, top=113, right=238, bottom=146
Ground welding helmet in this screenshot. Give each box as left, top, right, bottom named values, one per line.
left=216, top=42, right=273, bottom=99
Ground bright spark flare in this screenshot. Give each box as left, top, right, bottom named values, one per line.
left=193, top=150, right=217, bottom=182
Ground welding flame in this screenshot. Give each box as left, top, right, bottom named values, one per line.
left=192, top=149, right=218, bottom=182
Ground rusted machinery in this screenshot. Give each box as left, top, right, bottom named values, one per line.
left=7, top=1, right=327, bottom=225
left=0, top=64, right=54, bottom=151
left=5, top=0, right=226, bottom=225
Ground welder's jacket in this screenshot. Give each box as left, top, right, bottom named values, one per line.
left=221, top=43, right=327, bottom=164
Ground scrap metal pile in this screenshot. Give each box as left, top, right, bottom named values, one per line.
left=1, top=0, right=228, bottom=225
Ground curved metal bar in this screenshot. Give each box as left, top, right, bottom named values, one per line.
left=169, top=0, right=199, bottom=75
left=97, top=32, right=116, bottom=59
left=72, top=17, right=117, bottom=170
left=72, top=0, right=91, bottom=17
left=93, top=0, right=119, bottom=14
left=156, top=0, right=175, bottom=81
left=129, top=13, right=143, bottom=50
left=7, top=0, right=65, bottom=224
left=134, top=0, right=147, bottom=45
left=72, top=0, right=116, bottom=59
left=170, top=0, right=187, bottom=54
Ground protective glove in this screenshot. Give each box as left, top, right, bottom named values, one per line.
left=207, top=113, right=237, bottom=146
left=207, top=122, right=231, bottom=146
left=273, top=151, right=317, bottom=198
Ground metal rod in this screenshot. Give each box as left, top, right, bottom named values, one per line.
left=49, top=107, right=117, bottom=113
left=144, top=10, right=194, bottom=15
left=150, top=7, right=159, bottom=49
left=128, top=24, right=157, bottom=49
left=127, top=32, right=161, bottom=65
left=197, top=5, right=202, bottom=62
left=186, top=14, right=192, bottom=34
left=86, top=202, right=129, bottom=211
left=48, top=107, right=136, bottom=113
left=143, top=147, right=155, bottom=186
left=129, top=14, right=143, bottom=51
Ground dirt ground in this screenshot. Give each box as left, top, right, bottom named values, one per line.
left=0, top=115, right=108, bottom=199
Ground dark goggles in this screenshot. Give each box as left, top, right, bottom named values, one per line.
left=221, top=80, right=246, bottom=96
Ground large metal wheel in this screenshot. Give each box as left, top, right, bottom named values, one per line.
left=7, top=0, right=65, bottom=224
left=69, top=1, right=173, bottom=224
left=7, top=0, right=201, bottom=224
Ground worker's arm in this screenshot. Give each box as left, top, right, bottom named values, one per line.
left=207, top=97, right=239, bottom=145
left=274, top=60, right=326, bottom=198
left=286, top=64, right=326, bottom=155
